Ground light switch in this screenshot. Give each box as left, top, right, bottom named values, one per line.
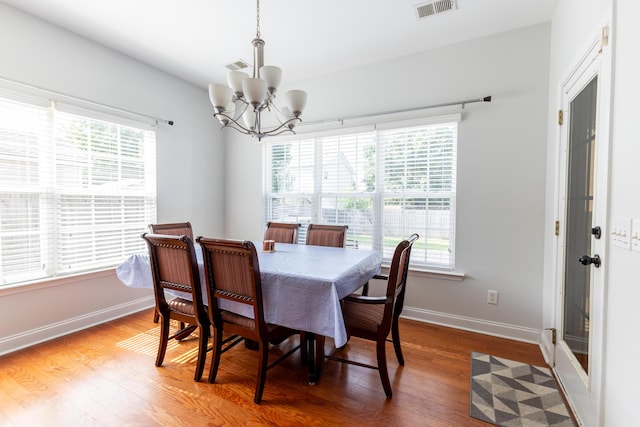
left=632, top=218, right=640, bottom=252
left=611, top=216, right=631, bottom=250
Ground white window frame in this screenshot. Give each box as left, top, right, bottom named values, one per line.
left=263, top=114, right=459, bottom=270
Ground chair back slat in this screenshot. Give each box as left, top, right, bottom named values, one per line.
left=198, top=238, right=266, bottom=336
left=391, top=233, right=418, bottom=318
left=149, top=222, right=193, bottom=239
left=264, top=222, right=300, bottom=244
left=305, top=224, right=348, bottom=248
left=383, top=234, right=419, bottom=330
left=210, top=247, right=256, bottom=304
left=156, top=244, right=195, bottom=292
left=142, top=233, right=205, bottom=310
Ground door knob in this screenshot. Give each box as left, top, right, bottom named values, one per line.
left=579, top=254, right=601, bottom=268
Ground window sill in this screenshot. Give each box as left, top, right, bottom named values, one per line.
left=379, top=264, right=465, bottom=282
left=0, top=268, right=116, bottom=297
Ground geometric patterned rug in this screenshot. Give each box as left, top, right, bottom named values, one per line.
left=470, top=352, right=575, bottom=427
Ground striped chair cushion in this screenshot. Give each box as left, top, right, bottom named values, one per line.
left=342, top=298, right=384, bottom=334
left=168, top=298, right=195, bottom=316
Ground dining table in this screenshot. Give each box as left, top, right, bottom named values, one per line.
left=116, top=240, right=382, bottom=383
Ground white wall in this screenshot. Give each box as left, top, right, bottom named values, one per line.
left=543, top=0, right=640, bottom=425
left=0, top=3, right=224, bottom=354
left=225, top=24, right=551, bottom=342
left=602, top=0, right=640, bottom=425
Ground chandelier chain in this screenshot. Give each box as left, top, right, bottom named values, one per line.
left=256, top=0, right=261, bottom=38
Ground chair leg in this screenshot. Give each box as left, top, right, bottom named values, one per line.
left=208, top=327, right=223, bottom=383
left=361, top=281, right=369, bottom=296
left=194, top=323, right=209, bottom=382
left=254, top=343, right=269, bottom=404
left=155, top=314, right=170, bottom=367
left=173, top=324, right=197, bottom=341
left=153, top=310, right=159, bottom=323
left=376, top=338, right=392, bottom=398
left=391, top=317, right=405, bottom=366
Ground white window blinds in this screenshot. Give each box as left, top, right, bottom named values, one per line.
left=0, top=93, right=156, bottom=287
left=264, top=117, right=458, bottom=270
left=378, top=123, right=457, bottom=267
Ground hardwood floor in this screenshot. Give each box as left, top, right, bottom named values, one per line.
left=0, top=309, right=549, bottom=426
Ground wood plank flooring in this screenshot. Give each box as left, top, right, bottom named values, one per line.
left=0, top=309, right=549, bottom=426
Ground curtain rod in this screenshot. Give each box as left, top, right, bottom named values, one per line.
left=300, top=95, right=491, bottom=127
left=0, top=76, right=174, bottom=126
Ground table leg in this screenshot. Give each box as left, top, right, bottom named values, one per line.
left=305, top=333, right=325, bottom=385
left=315, top=334, right=325, bottom=378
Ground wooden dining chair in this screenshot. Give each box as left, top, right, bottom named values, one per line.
left=141, top=233, right=210, bottom=382
left=264, top=221, right=301, bottom=244
left=326, top=233, right=418, bottom=398
left=197, top=237, right=303, bottom=404
left=362, top=233, right=418, bottom=366
left=148, top=222, right=193, bottom=323
left=305, top=223, right=348, bottom=248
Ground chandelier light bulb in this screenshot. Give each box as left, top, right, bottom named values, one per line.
left=227, top=70, right=249, bottom=97
left=281, top=106, right=296, bottom=129
left=243, top=108, right=257, bottom=130
left=285, top=90, right=307, bottom=116
left=209, top=84, right=233, bottom=111
left=243, top=78, right=268, bottom=107
left=260, top=65, right=282, bottom=93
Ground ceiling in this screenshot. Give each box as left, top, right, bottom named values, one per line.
left=1, top=0, right=559, bottom=89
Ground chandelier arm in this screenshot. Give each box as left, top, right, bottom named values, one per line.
left=213, top=112, right=254, bottom=135
left=267, top=100, right=293, bottom=123
left=213, top=111, right=301, bottom=138
left=225, top=123, right=259, bottom=137
left=217, top=118, right=296, bottom=141
left=260, top=128, right=297, bottom=137
left=256, top=100, right=272, bottom=114
left=232, top=99, right=250, bottom=121
left=258, top=117, right=302, bottom=135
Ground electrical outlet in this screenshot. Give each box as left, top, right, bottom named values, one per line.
left=487, top=290, right=498, bottom=305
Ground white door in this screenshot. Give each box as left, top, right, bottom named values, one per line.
left=554, top=28, right=611, bottom=426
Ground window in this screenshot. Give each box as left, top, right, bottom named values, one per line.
left=264, top=116, right=458, bottom=270
left=0, top=93, right=156, bottom=287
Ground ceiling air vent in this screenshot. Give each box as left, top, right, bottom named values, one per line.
left=414, top=0, right=457, bottom=20
left=225, top=59, right=250, bottom=72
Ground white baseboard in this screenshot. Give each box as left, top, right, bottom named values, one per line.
left=1, top=299, right=543, bottom=357
left=402, top=306, right=542, bottom=345
left=0, top=296, right=154, bottom=356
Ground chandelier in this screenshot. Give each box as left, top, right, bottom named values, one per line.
left=208, top=0, right=307, bottom=141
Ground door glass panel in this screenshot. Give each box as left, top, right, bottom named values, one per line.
left=563, top=75, right=597, bottom=375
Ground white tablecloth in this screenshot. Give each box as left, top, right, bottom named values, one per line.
left=116, top=242, right=381, bottom=347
